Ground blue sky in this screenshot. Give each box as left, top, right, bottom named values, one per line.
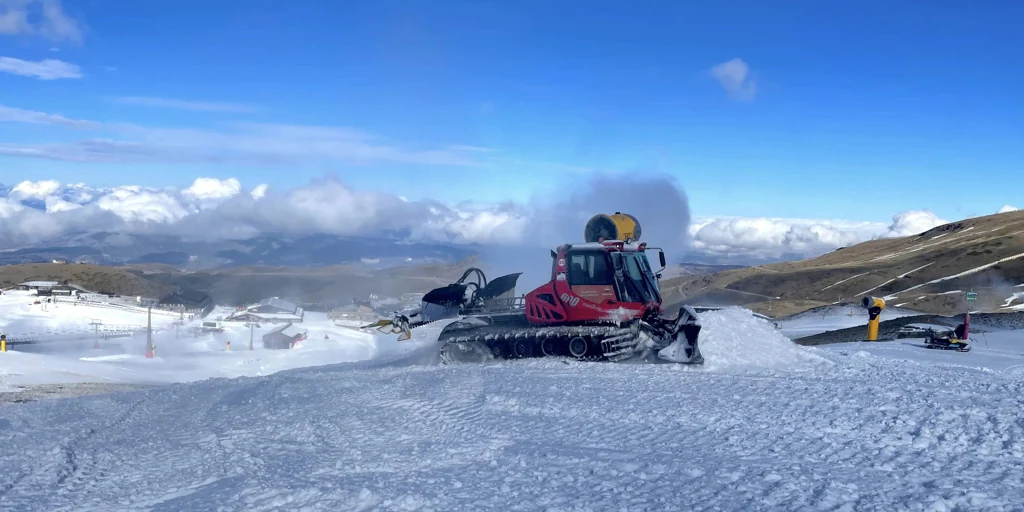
left=1, top=0, right=1022, bottom=223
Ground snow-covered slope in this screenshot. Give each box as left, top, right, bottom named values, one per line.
left=1, top=309, right=1022, bottom=510
left=0, top=309, right=392, bottom=391
left=778, top=303, right=923, bottom=339
left=0, top=290, right=179, bottom=340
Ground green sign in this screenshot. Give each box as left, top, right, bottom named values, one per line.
left=966, top=292, right=978, bottom=302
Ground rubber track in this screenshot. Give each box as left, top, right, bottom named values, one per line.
left=438, top=323, right=658, bottom=364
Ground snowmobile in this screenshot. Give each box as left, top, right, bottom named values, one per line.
left=364, top=212, right=704, bottom=365
left=923, top=314, right=971, bottom=352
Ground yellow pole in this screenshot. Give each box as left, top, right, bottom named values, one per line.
left=1, top=335, right=6, bottom=352
left=867, top=317, right=880, bottom=341
left=861, top=296, right=886, bottom=341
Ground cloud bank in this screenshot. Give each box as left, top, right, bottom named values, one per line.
left=0, top=176, right=954, bottom=266
left=688, top=209, right=949, bottom=263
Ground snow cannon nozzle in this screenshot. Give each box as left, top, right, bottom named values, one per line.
left=861, top=296, right=885, bottom=311
left=584, top=213, right=642, bottom=243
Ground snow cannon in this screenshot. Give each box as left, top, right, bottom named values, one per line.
left=861, top=296, right=886, bottom=341
left=584, top=212, right=642, bottom=243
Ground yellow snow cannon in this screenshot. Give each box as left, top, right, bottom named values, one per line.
left=861, top=296, right=886, bottom=341
left=584, top=212, right=642, bottom=243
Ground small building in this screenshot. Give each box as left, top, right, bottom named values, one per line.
left=18, top=280, right=60, bottom=291
left=262, top=322, right=307, bottom=350
left=229, top=297, right=304, bottom=323
left=157, top=288, right=214, bottom=317
left=200, top=320, right=224, bottom=333
left=52, top=258, right=69, bottom=264
left=329, top=303, right=381, bottom=325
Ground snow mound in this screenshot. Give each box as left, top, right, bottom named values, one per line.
left=697, top=307, right=829, bottom=371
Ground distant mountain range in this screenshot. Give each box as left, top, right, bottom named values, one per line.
left=0, top=232, right=478, bottom=270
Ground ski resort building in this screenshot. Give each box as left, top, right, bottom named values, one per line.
left=17, top=281, right=61, bottom=291
left=17, top=281, right=82, bottom=297
left=228, top=297, right=305, bottom=323
left=329, top=303, right=380, bottom=325
left=262, top=322, right=307, bottom=349
left=157, top=288, right=214, bottom=317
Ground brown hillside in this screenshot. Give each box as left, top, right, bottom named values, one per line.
left=0, top=263, right=172, bottom=298
left=663, top=210, right=1024, bottom=317
left=139, top=258, right=480, bottom=308
left=1, top=258, right=482, bottom=309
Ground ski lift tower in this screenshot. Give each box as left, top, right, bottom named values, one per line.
left=245, top=321, right=260, bottom=350
left=145, top=305, right=155, bottom=358
left=90, top=318, right=103, bottom=349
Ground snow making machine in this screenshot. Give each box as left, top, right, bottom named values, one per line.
left=364, top=213, right=705, bottom=365
left=924, top=313, right=971, bottom=352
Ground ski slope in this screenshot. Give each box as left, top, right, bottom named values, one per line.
left=1, top=308, right=1023, bottom=510
left=0, top=290, right=180, bottom=340
left=0, top=290, right=390, bottom=391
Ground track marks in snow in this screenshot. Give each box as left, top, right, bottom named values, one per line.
left=1, top=344, right=1023, bottom=510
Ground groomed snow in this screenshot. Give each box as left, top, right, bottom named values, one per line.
left=1, top=307, right=1023, bottom=510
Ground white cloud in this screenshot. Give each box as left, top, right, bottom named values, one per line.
left=182, top=177, right=242, bottom=202
left=0, top=56, right=81, bottom=79
left=0, top=0, right=83, bottom=43
left=93, top=186, right=192, bottom=223
left=250, top=184, right=268, bottom=200
left=689, top=209, right=952, bottom=263
left=10, top=179, right=60, bottom=200
left=0, top=196, right=26, bottom=217
left=113, top=96, right=262, bottom=114
left=0, top=104, right=489, bottom=168
left=0, top=104, right=98, bottom=128
left=883, top=209, right=948, bottom=238
left=710, top=58, right=757, bottom=101
left=689, top=216, right=883, bottom=261
left=44, top=195, right=80, bottom=212
left=998, top=205, right=1018, bottom=214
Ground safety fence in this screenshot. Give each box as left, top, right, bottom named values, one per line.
left=51, top=297, right=182, bottom=317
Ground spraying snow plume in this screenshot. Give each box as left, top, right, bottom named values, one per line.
left=472, top=172, right=693, bottom=291
left=535, top=172, right=692, bottom=257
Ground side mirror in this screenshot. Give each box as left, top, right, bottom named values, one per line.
left=550, top=249, right=557, bottom=259
left=659, top=251, right=666, bottom=268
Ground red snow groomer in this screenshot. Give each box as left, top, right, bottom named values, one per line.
left=364, top=213, right=704, bottom=365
